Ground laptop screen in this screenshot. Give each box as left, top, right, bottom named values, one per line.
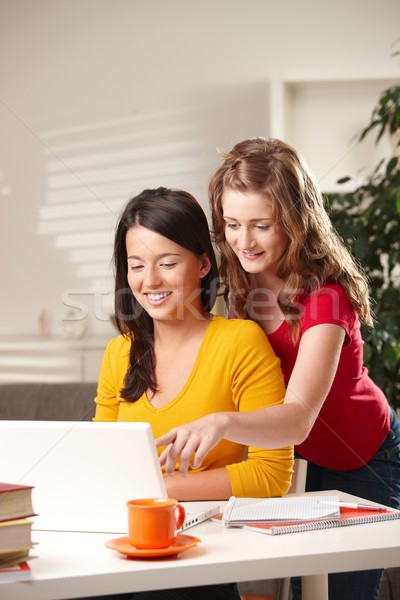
left=0, top=421, right=167, bottom=533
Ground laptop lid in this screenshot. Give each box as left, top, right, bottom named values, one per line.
left=0, top=420, right=167, bottom=533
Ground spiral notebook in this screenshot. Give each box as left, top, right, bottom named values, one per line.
left=217, top=497, right=400, bottom=536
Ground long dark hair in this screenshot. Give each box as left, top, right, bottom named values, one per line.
left=113, top=187, right=220, bottom=401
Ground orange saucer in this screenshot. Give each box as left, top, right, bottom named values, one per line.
left=105, top=533, right=201, bottom=558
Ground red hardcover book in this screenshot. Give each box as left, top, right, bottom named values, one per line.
left=0, top=483, right=36, bottom=522
left=0, top=548, right=35, bottom=568
left=0, top=560, right=32, bottom=582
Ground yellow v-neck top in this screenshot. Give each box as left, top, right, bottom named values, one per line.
left=93, top=316, right=293, bottom=497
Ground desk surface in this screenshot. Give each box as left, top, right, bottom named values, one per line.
left=3, top=492, right=400, bottom=600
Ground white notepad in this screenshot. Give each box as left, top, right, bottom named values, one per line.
left=223, top=495, right=341, bottom=523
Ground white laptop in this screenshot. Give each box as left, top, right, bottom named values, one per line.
left=0, top=420, right=219, bottom=534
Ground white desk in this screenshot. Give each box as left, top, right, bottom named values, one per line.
left=2, top=493, right=400, bottom=600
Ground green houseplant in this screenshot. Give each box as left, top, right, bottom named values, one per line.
left=326, top=82, right=400, bottom=410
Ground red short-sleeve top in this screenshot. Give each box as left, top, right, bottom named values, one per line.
left=267, top=283, right=390, bottom=470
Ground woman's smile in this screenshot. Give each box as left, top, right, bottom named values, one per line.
left=241, top=250, right=265, bottom=260
left=145, top=291, right=172, bottom=305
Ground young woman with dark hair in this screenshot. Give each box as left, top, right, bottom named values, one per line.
left=95, top=186, right=292, bottom=502
left=93, top=185, right=294, bottom=600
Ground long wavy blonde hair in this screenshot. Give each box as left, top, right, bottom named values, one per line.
left=208, top=137, right=373, bottom=339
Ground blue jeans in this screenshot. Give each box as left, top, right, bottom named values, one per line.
left=292, top=406, right=400, bottom=600
left=74, top=584, right=241, bottom=600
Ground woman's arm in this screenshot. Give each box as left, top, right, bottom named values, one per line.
left=157, top=323, right=345, bottom=475
left=164, top=466, right=233, bottom=501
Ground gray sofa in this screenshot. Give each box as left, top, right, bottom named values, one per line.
left=0, top=382, right=97, bottom=421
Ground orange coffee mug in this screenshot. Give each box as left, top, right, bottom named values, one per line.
left=127, top=498, right=186, bottom=549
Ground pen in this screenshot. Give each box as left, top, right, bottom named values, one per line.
left=318, top=501, right=388, bottom=511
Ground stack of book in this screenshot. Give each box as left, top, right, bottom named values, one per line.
left=0, top=482, right=37, bottom=581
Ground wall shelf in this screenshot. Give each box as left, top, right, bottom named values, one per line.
left=0, top=336, right=112, bottom=383
left=270, top=75, right=399, bottom=192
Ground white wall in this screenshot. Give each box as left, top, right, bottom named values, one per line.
left=1, top=0, right=399, bottom=338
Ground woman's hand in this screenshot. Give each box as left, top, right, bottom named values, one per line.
left=156, top=413, right=229, bottom=476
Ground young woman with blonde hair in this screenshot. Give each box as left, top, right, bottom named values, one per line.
left=157, top=138, right=400, bottom=600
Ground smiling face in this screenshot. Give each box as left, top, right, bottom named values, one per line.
left=222, top=189, right=288, bottom=278
left=126, top=225, right=211, bottom=322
